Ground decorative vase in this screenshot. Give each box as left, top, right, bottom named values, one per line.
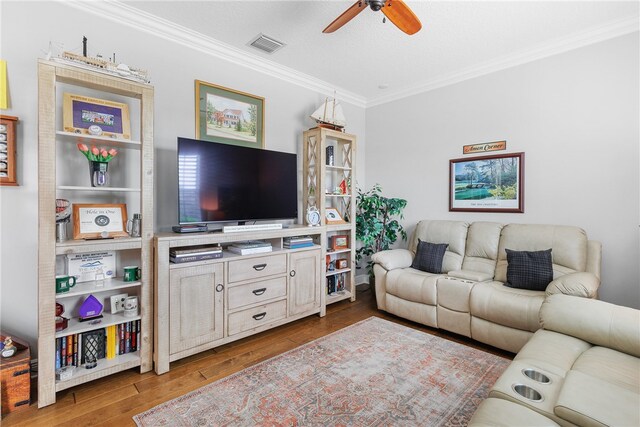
left=89, top=161, right=109, bottom=187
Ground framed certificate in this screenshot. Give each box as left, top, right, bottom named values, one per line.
left=73, top=204, right=128, bottom=240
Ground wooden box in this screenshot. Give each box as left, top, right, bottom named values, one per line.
left=0, top=334, right=31, bottom=415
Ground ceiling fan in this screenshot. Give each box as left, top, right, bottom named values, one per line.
left=323, top=0, right=422, bottom=35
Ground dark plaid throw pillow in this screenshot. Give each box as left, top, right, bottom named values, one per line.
left=411, top=240, right=448, bottom=274
left=505, top=248, right=553, bottom=291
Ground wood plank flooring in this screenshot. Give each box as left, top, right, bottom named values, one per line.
left=3, top=287, right=513, bottom=426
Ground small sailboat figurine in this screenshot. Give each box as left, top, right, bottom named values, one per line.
left=310, top=96, right=346, bottom=131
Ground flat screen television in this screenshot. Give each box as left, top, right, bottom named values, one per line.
left=177, top=137, right=298, bottom=225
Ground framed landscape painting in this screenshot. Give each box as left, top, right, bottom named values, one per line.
left=449, top=152, right=524, bottom=213
left=195, top=80, right=264, bottom=148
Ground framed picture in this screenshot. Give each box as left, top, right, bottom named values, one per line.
left=325, top=207, right=346, bottom=225
left=336, top=259, right=348, bottom=269
left=195, top=80, right=264, bottom=148
left=73, top=204, right=129, bottom=240
left=331, top=235, right=349, bottom=250
left=63, top=93, right=131, bottom=139
left=449, top=152, right=524, bottom=213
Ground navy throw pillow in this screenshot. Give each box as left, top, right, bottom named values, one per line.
left=411, top=240, right=448, bottom=274
left=505, top=248, right=553, bottom=291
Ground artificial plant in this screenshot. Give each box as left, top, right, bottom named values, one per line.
left=355, top=184, right=408, bottom=276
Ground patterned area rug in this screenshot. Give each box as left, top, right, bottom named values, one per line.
left=134, top=317, right=509, bottom=426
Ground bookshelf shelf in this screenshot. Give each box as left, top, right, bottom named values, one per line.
left=55, top=313, right=142, bottom=339
left=55, top=131, right=142, bottom=149
left=57, top=185, right=141, bottom=192
left=55, top=278, right=142, bottom=299
left=327, top=290, right=352, bottom=305
left=55, top=351, right=141, bottom=392
left=326, top=267, right=352, bottom=277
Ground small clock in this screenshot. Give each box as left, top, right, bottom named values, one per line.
left=306, top=206, right=321, bottom=227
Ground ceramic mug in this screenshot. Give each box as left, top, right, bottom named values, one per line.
left=55, top=275, right=77, bottom=293
left=123, top=266, right=141, bottom=282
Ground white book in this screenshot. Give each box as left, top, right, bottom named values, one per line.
left=227, top=246, right=273, bottom=255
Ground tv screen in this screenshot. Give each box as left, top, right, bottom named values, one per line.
left=177, top=137, right=298, bottom=224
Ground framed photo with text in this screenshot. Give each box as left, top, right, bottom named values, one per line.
left=449, top=152, right=524, bottom=213
left=195, top=80, right=264, bottom=148
left=325, top=207, right=346, bottom=225
left=63, top=93, right=131, bottom=139
left=73, top=203, right=129, bottom=240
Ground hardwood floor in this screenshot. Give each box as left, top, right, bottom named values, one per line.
left=3, top=287, right=513, bottom=426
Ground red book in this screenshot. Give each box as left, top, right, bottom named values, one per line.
left=119, top=323, right=125, bottom=355
left=73, top=334, right=78, bottom=366
left=131, top=321, right=137, bottom=351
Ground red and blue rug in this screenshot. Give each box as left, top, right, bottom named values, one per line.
left=134, top=317, right=509, bottom=426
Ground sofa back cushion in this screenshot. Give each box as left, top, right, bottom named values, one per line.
left=495, top=224, right=588, bottom=283
left=461, top=221, right=504, bottom=276
left=541, top=294, right=640, bottom=358
left=410, top=220, right=469, bottom=273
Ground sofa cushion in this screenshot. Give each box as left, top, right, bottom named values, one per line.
left=469, top=397, right=561, bottom=427
left=385, top=268, right=439, bottom=305
left=471, top=281, right=544, bottom=332
left=505, top=248, right=553, bottom=291
left=541, top=294, right=640, bottom=358
left=555, top=370, right=640, bottom=427
left=411, top=240, right=448, bottom=273
left=572, top=346, right=640, bottom=393
left=409, top=220, right=468, bottom=273
left=461, top=221, right=504, bottom=277
left=514, top=329, right=592, bottom=377
left=495, top=224, right=588, bottom=283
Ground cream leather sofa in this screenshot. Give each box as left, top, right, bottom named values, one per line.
left=372, top=220, right=602, bottom=353
left=470, top=294, right=640, bottom=426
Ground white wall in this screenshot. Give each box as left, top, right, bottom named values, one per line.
left=366, top=33, right=640, bottom=309
left=0, top=1, right=366, bottom=352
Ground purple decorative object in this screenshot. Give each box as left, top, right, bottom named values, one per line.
left=79, top=294, right=104, bottom=321
left=72, top=100, right=124, bottom=133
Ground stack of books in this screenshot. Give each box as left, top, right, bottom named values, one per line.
left=170, top=245, right=223, bottom=263
left=283, top=236, right=314, bottom=249
left=228, top=240, right=272, bottom=255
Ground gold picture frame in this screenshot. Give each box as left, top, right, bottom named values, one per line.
left=73, top=203, right=129, bottom=240
left=325, top=207, right=346, bottom=225
left=195, top=80, right=265, bottom=148
left=63, top=93, right=131, bottom=139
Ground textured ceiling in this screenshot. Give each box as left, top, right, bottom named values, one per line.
left=122, top=1, right=639, bottom=102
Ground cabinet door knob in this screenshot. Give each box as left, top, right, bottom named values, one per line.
left=215, top=284, right=224, bottom=292
left=252, top=312, right=267, bottom=321
left=252, top=288, right=267, bottom=296
left=253, top=263, right=267, bottom=271
left=289, top=270, right=296, bottom=277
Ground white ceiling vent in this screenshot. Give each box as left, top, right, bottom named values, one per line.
left=248, top=33, right=285, bottom=54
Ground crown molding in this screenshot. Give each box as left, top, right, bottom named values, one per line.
left=366, top=15, right=640, bottom=108
left=61, top=0, right=367, bottom=108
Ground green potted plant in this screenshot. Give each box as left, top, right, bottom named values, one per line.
left=355, top=184, right=408, bottom=280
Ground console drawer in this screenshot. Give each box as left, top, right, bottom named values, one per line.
left=228, top=299, right=287, bottom=336
left=228, top=277, right=287, bottom=310
left=228, top=253, right=287, bottom=283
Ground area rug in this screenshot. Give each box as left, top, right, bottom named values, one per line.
left=134, top=317, right=509, bottom=426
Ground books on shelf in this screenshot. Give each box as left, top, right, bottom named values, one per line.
left=227, top=240, right=272, bottom=255
left=283, top=236, right=314, bottom=249
left=55, top=319, right=141, bottom=372
left=170, top=245, right=223, bottom=264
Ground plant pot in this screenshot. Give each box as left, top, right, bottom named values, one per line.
left=89, top=161, right=109, bottom=187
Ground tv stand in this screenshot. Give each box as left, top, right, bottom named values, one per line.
left=154, top=225, right=325, bottom=374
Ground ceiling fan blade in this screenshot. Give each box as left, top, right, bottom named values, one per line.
left=323, top=1, right=367, bottom=33
left=381, top=0, right=422, bottom=35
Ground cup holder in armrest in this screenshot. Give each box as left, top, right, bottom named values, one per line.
left=512, top=384, right=544, bottom=402
left=522, top=368, right=551, bottom=384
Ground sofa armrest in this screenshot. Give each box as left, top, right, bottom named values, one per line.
left=371, top=249, right=413, bottom=271
left=545, top=272, right=600, bottom=298
left=447, top=269, right=494, bottom=282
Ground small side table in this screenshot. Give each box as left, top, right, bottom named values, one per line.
left=0, top=333, right=31, bottom=415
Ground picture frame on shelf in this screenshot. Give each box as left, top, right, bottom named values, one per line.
left=73, top=203, right=129, bottom=240
left=325, top=207, right=346, bottom=225
left=63, top=93, right=131, bottom=139
left=336, top=259, right=348, bottom=269
left=331, top=235, right=349, bottom=250
left=449, top=152, right=525, bottom=213
left=195, top=80, right=264, bottom=148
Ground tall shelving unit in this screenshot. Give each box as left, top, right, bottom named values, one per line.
left=303, top=127, right=357, bottom=315
left=37, top=59, right=154, bottom=407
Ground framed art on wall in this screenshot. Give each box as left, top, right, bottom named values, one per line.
left=63, top=93, right=131, bottom=139
left=195, top=80, right=264, bottom=148
left=73, top=203, right=129, bottom=239
left=449, top=152, right=524, bottom=213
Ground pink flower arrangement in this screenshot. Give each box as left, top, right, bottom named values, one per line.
left=77, top=143, right=118, bottom=162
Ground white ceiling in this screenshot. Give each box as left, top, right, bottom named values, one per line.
left=117, top=1, right=639, bottom=106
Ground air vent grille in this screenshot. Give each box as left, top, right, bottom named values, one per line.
left=248, top=34, right=285, bottom=54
